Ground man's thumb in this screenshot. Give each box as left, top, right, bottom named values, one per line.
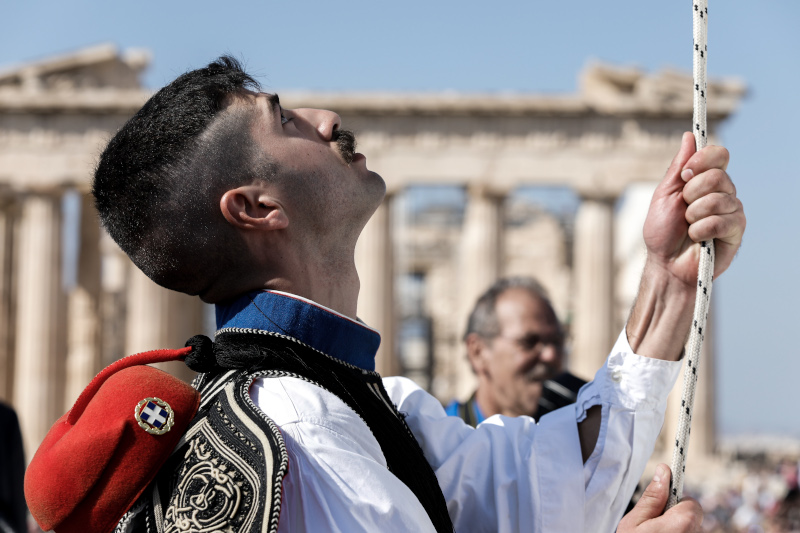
left=628, top=464, right=670, bottom=526
left=657, top=132, right=697, bottom=193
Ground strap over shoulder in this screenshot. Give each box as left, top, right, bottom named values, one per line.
left=127, top=367, right=288, bottom=533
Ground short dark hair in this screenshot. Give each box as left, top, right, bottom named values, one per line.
left=464, top=276, right=560, bottom=341
left=92, top=56, right=272, bottom=295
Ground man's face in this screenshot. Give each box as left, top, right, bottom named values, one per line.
left=243, top=92, right=386, bottom=239
left=469, top=288, right=564, bottom=418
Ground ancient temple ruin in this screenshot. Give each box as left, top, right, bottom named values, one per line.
left=0, top=45, right=745, bottom=468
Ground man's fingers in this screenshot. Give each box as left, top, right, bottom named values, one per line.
left=682, top=168, right=736, bottom=205
left=682, top=144, right=730, bottom=176
left=663, top=498, right=704, bottom=532
left=687, top=210, right=745, bottom=245
left=622, top=464, right=670, bottom=527
left=685, top=192, right=741, bottom=224
left=618, top=466, right=705, bottom=533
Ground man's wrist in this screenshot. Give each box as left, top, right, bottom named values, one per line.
left=626, top=259, right=696, bottom=361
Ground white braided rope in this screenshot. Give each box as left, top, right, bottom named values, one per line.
left=666, top=0, right=715, bottom=510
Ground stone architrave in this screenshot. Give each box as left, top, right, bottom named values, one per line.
left=125, top=264, right=203, bottom=383
left=455, top=185, right=505, bottom=399
left=571, top=194, right=616, bottom=380
left=355, top=194, right=398, bottom=376
left=64, top=193, right=102, bottom=407
left=13, top=190, right=66, bottom=460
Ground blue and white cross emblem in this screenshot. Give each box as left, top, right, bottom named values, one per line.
left=141, top=401, right=168, bottom=428
left=135, top=397, right=175, bottom=435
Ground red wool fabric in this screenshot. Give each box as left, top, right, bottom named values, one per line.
left=24, top=347, right=200, bottom=533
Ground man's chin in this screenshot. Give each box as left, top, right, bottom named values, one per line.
left=365, top=170, right=387, bottom=204
left=368, top=168, right=385, bottom=186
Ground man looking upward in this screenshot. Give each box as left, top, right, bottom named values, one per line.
left=89, top=57, right=744, bottom=532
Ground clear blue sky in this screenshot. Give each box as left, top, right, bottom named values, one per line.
left=3, top=0, right=798, bottom=438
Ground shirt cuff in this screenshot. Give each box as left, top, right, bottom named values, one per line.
left=575, top=329, right=682, bottom=419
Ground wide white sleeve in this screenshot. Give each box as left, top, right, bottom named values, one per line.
left=383, top=329, right=682, bottom=533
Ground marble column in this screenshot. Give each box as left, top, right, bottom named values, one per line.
left=13, top=190, right=66, bottom=460
left=661, top=309, right=716, bottom=461
left=125, top=265, right=202, bottom=383
left=355, top=194, right=398, bottom=376
left=456, top=185, right=505, bottom=399
left=64, top=193, right=102, bottom=407
left=692, top=315, right=717, bottom=457
left=99, top=230, right=129, bottom=367
left=0, top=194, right=17, bottom=403
left=571, top=194, right=615, bottom=380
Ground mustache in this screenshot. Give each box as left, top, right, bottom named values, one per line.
left=524, top=362, right=559, bottom=382
left=333, top=129, right=357, bottom=164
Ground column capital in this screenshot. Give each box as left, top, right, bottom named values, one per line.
left=573, top=188, right=618, bottom=204
left=18, top=184, right=67, bottom=199
left=0, top=186, right=19, bottom=211
left=465, top=183, right=509, bottom=200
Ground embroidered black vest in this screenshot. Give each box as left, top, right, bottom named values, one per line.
left=116, top=330, right=454, bottom=533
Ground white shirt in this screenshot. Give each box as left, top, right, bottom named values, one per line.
left=250, top=329, right=681, bottom=533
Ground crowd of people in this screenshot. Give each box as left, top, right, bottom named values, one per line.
left=680, top=459, right=800, bottom=532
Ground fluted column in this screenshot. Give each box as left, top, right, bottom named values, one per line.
left=64, top=193, right=102, bottom=406
left=355, top=194, right=398, bottom=376
left=456, top=185, right=505, bottom=398
left=125, top=265, right=202, bottom=383
left=571, top=194, right=615, bottom=380
left=0, top=193, right=17, bottom=403
left=13, top=190, right=66, bottom=460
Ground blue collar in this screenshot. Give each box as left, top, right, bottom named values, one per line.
left=215, top=290, right=381, bottom=372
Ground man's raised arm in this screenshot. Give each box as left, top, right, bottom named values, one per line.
left=574, top=132, right=745, bottom=531
left=578, top=132, right=745, bottom=456
left=627, top=131, right=745, bottom=360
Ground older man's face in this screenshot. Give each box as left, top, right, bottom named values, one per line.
left=472, top=288, right=564, bottom=418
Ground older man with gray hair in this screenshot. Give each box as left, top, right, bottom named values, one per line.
left=446, top=277, right=586, bottom=425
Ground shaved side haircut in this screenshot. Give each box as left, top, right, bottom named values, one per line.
left=93, top=56, right=275, bottom=296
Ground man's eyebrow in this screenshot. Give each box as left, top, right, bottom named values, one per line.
left=265, top=93, right=280, bottom=111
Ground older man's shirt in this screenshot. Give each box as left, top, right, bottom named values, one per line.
left=217, top=290, right=681, bottom=533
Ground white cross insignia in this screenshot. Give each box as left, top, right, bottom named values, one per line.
left=134, top=397, right=175, bottom=435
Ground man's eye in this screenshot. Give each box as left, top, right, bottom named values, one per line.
left=280, top=108, right=291, bottom=125
left=520, top=335, right=541, bottom=350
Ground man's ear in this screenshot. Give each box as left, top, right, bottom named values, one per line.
left=220, top=185, right=289, bottom=231
left=466, top=333, right=489, bottom=376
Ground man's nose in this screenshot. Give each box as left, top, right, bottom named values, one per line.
left=539, top=343, right=560, bottom=365
left=294, top=108, right=342, bottom=141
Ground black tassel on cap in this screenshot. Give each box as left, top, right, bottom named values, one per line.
left=184, top=335, right=219, bottom=373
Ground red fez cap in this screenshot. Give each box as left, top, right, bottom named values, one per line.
left=25, top=347, right=201, bottom=533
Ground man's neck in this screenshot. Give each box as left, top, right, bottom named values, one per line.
left=473, top=387, right=499, bottom=418
left=211, top=227, right=364, bottom=318
left=260, top=247, right=361, bottom=320
left=264, top=277, right=359, bottom=319
left=474, top=385, right=540, bottom=419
